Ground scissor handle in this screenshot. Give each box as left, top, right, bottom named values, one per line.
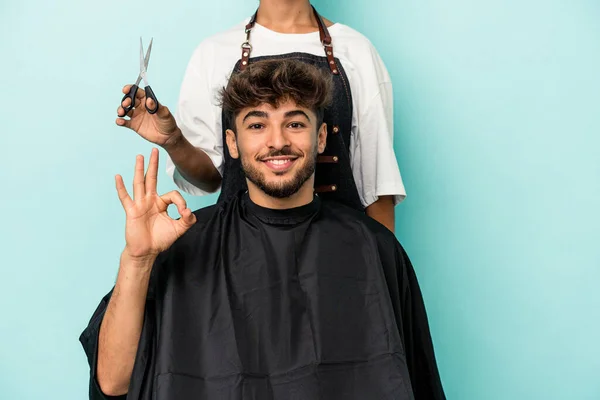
left=121, top=85, right=139, bottom=114
left=144, top=86, right=159, bottom=114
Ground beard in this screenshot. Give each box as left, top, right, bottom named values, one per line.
left=240, top=146, right=317, bottom=199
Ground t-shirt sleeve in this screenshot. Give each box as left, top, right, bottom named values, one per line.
left=351, top=47, right=407, bottom=208
left=166, top=43, right=225, bottom=196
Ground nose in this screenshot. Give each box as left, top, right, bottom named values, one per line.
left=266, top=125, right=291, bottom=150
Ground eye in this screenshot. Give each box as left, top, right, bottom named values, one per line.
left=247, top=123, right=264, bottom=130
left=288, top=122, right=306, bottom=129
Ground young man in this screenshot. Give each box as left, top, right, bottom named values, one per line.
left=117, top=0, right=405, bottom=232
left=89, top=60, right=445, bottom=399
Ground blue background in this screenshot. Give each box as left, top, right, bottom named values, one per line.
left=1, top=0, right=598, bottom=398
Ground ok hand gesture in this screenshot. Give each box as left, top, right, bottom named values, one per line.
left=116, top=148, right=196, bottom=260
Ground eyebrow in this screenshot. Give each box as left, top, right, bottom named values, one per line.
left=284, top=110, right=311, bottom=121
left=241, top=109, right=312, bottom=123
left=242, top=110, right=268, bottom=122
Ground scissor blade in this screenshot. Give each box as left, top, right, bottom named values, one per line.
left=139, top=37, right=145, bottom=73
left=143, top=38, right=153, bottom=71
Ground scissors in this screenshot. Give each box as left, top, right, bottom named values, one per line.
left=122, top=37, right=159, bottom=115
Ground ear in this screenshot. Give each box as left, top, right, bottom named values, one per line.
left=317, top=122, right=328, bottom=154
left=225, top=129, right=239, bottom=159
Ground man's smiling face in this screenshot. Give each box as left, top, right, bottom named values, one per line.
left=226, top=99, right=327, bottom=198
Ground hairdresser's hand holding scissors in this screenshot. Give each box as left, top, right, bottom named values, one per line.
left=117, top=38, right=181, bottom=148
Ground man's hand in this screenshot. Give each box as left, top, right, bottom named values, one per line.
left=115, top=148, right=196, bottom=260
left=116, top=85, right=182, bottom=148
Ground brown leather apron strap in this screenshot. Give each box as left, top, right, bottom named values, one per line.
left=317, top=155, right=339, bottom=163
left=311, top=6, right=339, bottom=75
left=239, top=6, right=339, bottom=74
left=315, top=184, right=338, bottom=193
left=239, top=11, right=257, bottom=70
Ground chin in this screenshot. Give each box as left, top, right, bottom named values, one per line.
left=252, top=173, right=307, bottom=199
left=263, top=176, right=297, bottom=190
left=261, top=184, right=303, bottom=199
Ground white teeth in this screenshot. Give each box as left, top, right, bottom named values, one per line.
left=268, top=159, right=290, bottom=165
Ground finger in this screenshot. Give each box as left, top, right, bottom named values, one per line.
left=117, top=105, right=134, bottom=118
left=178, top=207, right=197, bottom=229
left=133, top=154, right=146, bottom=200
left=115, top=175, right=133, bottom=209
left=121, top=84, right=145, bottom=95
left=121, top=96, right=132, bottom=109
left=135, top=87, right=146, bottom=100
left=116, top=118, right=131, bottom=128
left=146, top=97, right=157, bottom=111
left=145, top=148, right=159, bottom=194
left=160, top=190, right=187, bottom=212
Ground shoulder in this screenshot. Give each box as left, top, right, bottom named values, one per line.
left=331, top=24, right=385, bottom=62
left=320, top=200, right=397, bottom=245
left=329, top=24, right=391, bottom=91
left=331, top=24, right=375, bottom=48
left=188, top=20, right=247, bottom=59
left=182, top=19, right=247, bottom=75
left=317, top=202, right=406, bottom=268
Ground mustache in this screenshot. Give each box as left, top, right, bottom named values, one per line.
left=256, top=148, right=301, bottom=161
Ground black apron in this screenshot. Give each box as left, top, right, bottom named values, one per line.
left=217, top=6, right=364, bottom=212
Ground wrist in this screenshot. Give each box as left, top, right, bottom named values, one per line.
left=162, top=128, right=185, bottom=153
left=116, top=249, right=154, bottom=292
left=121, top=247, right=158, bottom=269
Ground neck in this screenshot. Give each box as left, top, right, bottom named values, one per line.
left=247, top=178, right=315, bottom=210
left=256, top=0, right=318, bottom=33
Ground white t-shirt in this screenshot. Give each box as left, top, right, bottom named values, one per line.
left=167, top=19, right=406, bottom=207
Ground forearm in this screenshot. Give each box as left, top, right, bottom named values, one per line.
left=164, top=130, right=222, bottom=193
left=96, top=251, right=155, bottom=396
left=366, top=195, right=395, bottom=233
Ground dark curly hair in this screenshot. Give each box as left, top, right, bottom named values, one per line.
left=219, top=59, right=333, bottom=130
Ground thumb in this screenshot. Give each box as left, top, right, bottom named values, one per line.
left=145, top=97, right=158, bottom=112
left=159, top=104, right=171, bottom=119
left=148, top=100, right=171, bottom=120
